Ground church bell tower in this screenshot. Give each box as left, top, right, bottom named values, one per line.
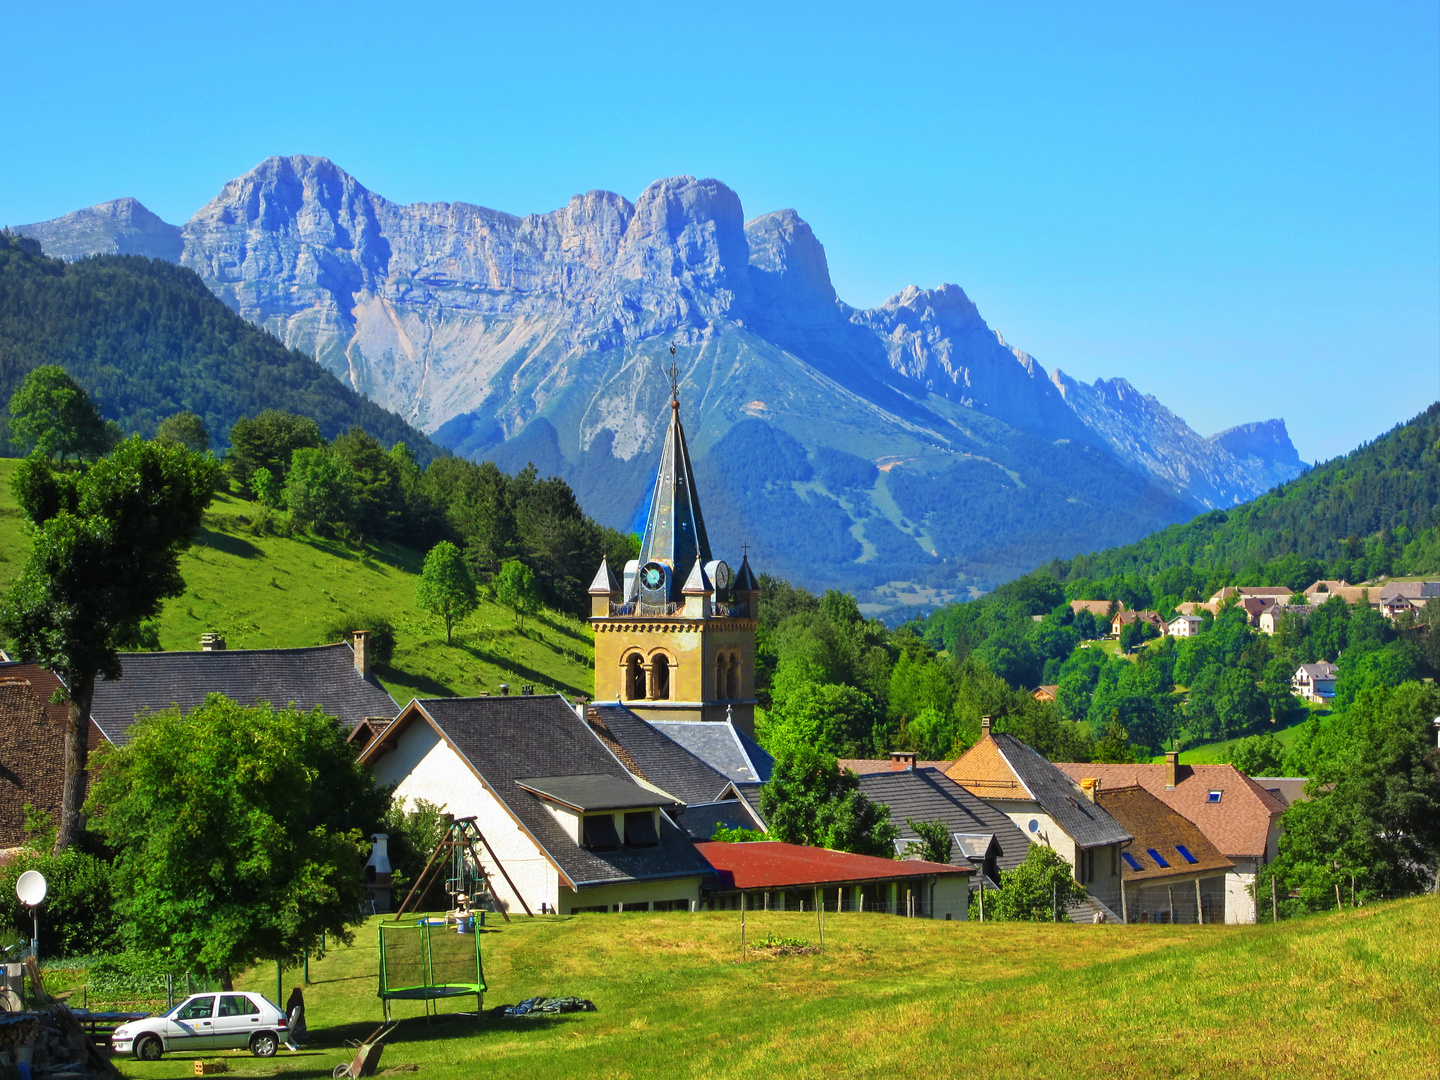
left=589, top=357, right=760, bottom=734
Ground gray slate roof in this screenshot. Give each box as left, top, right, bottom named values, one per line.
left=586, top=706, right=735, bottom=806
left=676, top=800, right=766, bottom=840
left=90, top=643, right=399, bottom=744
left=410, top=695, right=713, bottom=888
left=856, top=767, right=1032, bottom=875
left=516, top=774, right=681, bottom=811
left=990, top=733, right=1132, bottom=849
left=646, top=719, right=774, bottom=784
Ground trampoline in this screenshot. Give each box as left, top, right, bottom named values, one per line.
left=378, top=920, right=485, bottom=1019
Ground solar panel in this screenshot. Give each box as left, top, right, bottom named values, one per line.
left=1121, top=852, right=1143, bottom=872
left=1146, top=848, right=1171, bottom=868
left=1175, top=844, right=1199, bottom=864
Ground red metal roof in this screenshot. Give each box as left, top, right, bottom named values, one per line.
left=695, top=841, right=968, bottom=891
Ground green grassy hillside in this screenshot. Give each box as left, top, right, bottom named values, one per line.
left=0, top=458, right=595, bottom=704
left=76, top=896, right=1440, bottom=1080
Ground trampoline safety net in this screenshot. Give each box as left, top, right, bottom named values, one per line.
left=379, top=921, right=485, bottom=1011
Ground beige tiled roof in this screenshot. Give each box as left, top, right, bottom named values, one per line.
left=1094, top=784, right=1232, bottom=882
left=945, top=736, right=1028, bottom=797
left=837, top=758, right=955, bottom=776
left=1055, top=762, right=1284, bottom=859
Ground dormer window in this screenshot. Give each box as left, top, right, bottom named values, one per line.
left=582, top=815, right=621, bottom=851
left=624, top=812, right=659, bottom=847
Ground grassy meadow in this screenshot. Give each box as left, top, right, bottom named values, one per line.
left=0, top=458, right=595, bottom=703
left=84, top=896, right=1439, bottom=1080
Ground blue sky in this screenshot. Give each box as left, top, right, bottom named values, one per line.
left=2, top=1, right=1435, bottom=462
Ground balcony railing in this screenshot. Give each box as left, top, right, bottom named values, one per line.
left=605, top=599, right=750, bottom=618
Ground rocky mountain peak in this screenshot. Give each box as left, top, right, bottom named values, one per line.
left=1210, top=419, right=1304, bottom=469
left=15, top=196, right=182, bottom=262
left=744, top=208, right=839, bottom=325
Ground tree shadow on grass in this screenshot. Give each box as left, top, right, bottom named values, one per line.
left=196, top=528, right=263, bottom=559
left=374, top=663, right=452, bottom=701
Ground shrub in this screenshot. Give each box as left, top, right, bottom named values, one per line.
left=0, top=850, right=119, bottom=957
left=316, top=614, right=397, bottom=666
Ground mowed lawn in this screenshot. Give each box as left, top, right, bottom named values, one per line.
left=112, top=896, right=1437, bottom=1080
left=0, top=458, right=595, bottom=702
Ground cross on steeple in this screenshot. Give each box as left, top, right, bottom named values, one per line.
left=667, top=344, right=681, bottom=403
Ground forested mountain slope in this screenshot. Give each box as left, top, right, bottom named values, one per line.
left=1049, top=403, right=1440, bottom=589
left=0, top=233, right=436, bottom=458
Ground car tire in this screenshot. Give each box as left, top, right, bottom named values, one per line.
left=251, top=1032, right=279, bottom=1058
left=134, top=1035, right=163, bottom=1062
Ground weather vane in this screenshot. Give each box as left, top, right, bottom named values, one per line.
left=667, top=344, right=681, bottom=403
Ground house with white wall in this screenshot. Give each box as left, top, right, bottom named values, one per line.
left=360, top=695, right=713, bottom=914
left=945, top=722, right=1132, bottom=922
left=1056, top=755, right=1286, bottom=924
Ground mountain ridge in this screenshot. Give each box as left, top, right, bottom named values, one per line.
left=14, top=156, right=1307, bottom=600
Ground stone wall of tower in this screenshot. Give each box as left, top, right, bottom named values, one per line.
left=591, top=615, right=757, bottom=735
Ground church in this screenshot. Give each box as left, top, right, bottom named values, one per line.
left=587, top=369, right=760, bottom=735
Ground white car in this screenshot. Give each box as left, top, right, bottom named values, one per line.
left=111, top=992, right=289, bottom=1060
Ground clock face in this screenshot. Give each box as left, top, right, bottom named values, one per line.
left=713, top=562, right=732, bottom=590
left=640, top=563, right=666, bottom=589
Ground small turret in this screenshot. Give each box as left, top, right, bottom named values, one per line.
left=589, top=555, right=621, bottom=617
left=732, top=551, right=761, bottom=618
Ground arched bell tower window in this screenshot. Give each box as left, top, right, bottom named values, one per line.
left=624, top=653, right=646, bottom=700
left=715, top=653, right=728, bottom=700
left=650, top=653, right=671, bottom=701
left=726, top=654, right=740, bottom=701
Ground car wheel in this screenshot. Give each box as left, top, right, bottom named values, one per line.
left=134, top=1035, right=163, bottom=1062
left=251, top=1032, right=279, bottom=1058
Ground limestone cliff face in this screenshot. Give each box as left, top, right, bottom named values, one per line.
left=1049, top=371, right=1307, bottom=509
left=13, top=157, right=1308, bottom=592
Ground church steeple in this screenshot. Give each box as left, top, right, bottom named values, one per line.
left=587, top=348, right=761, bottom=734
left=634, top=363, right=711, bottom=602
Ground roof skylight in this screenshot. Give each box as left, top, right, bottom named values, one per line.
left=1121, top=852, right=1143, bottom=872
left=1145, top=848, right=1171, bottom=868
left=1175, top=844, right=1199, bottom=864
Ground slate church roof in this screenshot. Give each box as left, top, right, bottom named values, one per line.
left=635, top=395, right=711, bottom=600
left=89, top=643, right=398, bottom=744
left=361, top=695, right=713, bottom=889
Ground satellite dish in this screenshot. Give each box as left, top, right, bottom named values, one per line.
left=15, top=871, right=46, bottom=907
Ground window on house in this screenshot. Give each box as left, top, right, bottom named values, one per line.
left=582, top=815, right=621, bottom=851
left=1207, top=790, right=1222, bottom=803
left=1121, top=852, right=1143, bottom=872
left=1146, top=848, right=1171, bottom=868
left=624, top=811, right=659, bottom=847
left=1175, top=844, right=1199, bottom=864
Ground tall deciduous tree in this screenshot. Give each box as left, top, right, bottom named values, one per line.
left=8, top=365, right=111, bottom=463
left=0, top=437, right=219, bottom=851
left=759, top=745, right=897, bottom=858
left=87, top=695, right=382, bottom=985
left=154, top=410, right=210, bottom=453
left=283, top=447, right=357, bottom=535
left=226, top=410, right=323, bottom=492
left=416, top=541, right=478, bottom=643
left=493, top=557, right=541, bottom=630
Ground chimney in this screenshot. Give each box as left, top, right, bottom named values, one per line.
left=1165, top=750, right=1179, bottom=790
left=981, top=715, right=992, bottom=738
left=499, top=684, right=510, bottom=696
left=353, top=630, right=370, bottom=677
left=1080, top=777, right=1099, bottom=802
left=200, top=633, right=225, bottom=651
left=890, top=751, right=917, bottom=772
